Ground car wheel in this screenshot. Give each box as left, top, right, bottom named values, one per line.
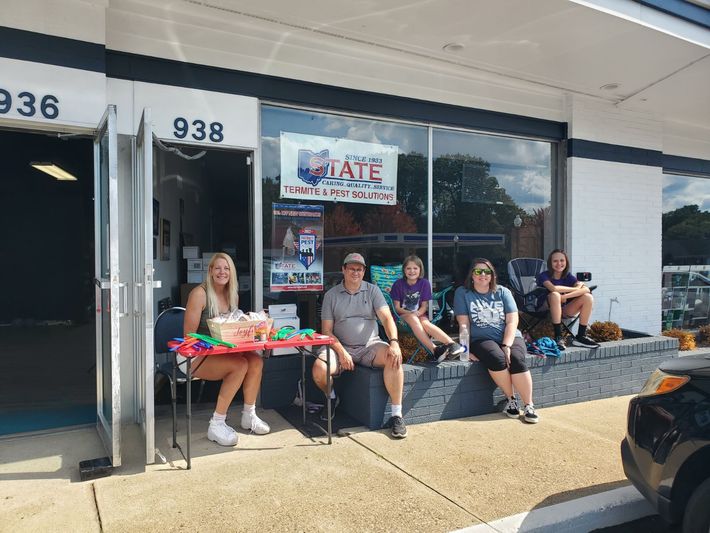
left=684, top=477, right=710, bottom=533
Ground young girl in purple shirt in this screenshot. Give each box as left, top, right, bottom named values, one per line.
left=390, top=255, right=464, bottom=362
left=536, top=249, right=599, bottom=350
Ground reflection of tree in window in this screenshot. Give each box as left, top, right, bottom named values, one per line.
left=325, top=204, right=361, bottom=236
left=361, top=205, right=417, bottom=234
left=433, top=153, right=522, bottom=234
left=662, top=204, right=710, bottom=265
left=664, top=205, right=710, bottom=239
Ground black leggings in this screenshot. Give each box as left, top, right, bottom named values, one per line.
left=470, top=337, right=528, bottom=374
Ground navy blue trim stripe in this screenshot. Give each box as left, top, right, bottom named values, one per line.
left=0, top=26, right=565, bottom=139
left=0, top=26, right=105, bottom=73
left=635, top=0, right=710, bottom=30
left=568, top=138, right=663, bottom=167
left=663, top=154, right=710, bottom=176
left=105, top=50, right=566, bottom=141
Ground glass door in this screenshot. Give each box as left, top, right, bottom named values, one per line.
left=94, top=105, right=122, bottom=467
left=134, top=109, right=159, bottom=464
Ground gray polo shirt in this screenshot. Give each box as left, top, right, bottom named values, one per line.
left=321, top=281, right=388, bottom=347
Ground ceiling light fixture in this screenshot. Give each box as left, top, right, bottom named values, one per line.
left=31, top=163, right=78, bottom=181
left=600, top=83, right=620, bottom=91
left=442, top=42, right=465, bottom=53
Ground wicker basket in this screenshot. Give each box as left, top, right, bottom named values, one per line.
left=207, top=317, right=274, bottom=344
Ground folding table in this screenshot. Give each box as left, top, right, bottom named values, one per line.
left=170, top=335, right=333, bottom=469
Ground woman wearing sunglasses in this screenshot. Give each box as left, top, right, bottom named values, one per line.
left=454, top=259, right=538, bottom=423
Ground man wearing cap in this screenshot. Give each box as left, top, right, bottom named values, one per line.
left=313, top=252, right=407, bottom=438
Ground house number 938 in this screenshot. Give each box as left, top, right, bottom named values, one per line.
left=173, top=117, right=224, bottom=143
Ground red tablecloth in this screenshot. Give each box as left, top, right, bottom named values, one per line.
left=168, top=334, right=332, bottom=357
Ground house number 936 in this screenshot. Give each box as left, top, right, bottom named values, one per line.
left=173, top=117, right=224, bottom=143
left=0, top=88, right=60, bottom=119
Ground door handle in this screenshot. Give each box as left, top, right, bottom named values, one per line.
left=119, top=282, right=128, bottom=317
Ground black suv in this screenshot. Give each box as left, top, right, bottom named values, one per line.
left=622, top=355, right=710, bottom=532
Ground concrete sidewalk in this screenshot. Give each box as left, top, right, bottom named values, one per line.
left=0, top=396, right=634, bottom=532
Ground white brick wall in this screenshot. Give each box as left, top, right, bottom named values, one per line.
left=567, top=96, right=663, bottom=334
left=567, top=158, right=662, bottom=333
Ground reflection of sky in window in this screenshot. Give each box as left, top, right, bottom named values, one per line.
left=663, top=174, right=710, bottom=213
left=434, top=129, right=552, bottom=213
left=261, top=106, right=553, bottom=212
left=261, top=105, right=427, bottom=181
left=262, top=106, right=427, bottom=150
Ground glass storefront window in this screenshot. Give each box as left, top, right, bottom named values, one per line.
left=662, top=174, right=710, bottom=330
left=261, top=105, right=428, bottom=328
left=432, top=129, right=554, bottom=287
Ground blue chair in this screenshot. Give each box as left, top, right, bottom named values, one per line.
left=370, top=265, right=454, bottom=363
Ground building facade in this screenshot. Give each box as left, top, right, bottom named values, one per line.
left=1, top=0, right=708, bottom=464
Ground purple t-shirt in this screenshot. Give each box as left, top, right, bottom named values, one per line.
left=390, top=278, right=432, bottom=312
left=535, top=271, right=579, bottom=308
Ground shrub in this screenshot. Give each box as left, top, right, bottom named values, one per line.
left=529, top=320, right=555, bottom=340
left=698, top=324, right=710, bottom=346
left=588, top=321, right=623, bottom=342
left=662, top=329, right=696, bottom=351
left=399, top=333, right=428, bottom=363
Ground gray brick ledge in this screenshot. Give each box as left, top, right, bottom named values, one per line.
left=259, top=335, right=679, bottom=429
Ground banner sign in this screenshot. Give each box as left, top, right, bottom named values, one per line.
left=270, top=203, right=324, bottom=292
left=280, top=132, right=398, bottom=205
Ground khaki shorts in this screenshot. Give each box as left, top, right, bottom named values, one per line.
left=317, top=337, right=389, bottom=372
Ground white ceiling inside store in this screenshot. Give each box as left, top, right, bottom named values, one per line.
left=114, top=0, right=710, bottom=131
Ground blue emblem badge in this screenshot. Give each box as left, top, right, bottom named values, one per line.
left=298, top=149, right=329, bottom=186
left=297, top=232, right=317, bottom=270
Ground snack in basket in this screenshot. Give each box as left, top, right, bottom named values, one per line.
left=207, top=310, right=273, bottom=343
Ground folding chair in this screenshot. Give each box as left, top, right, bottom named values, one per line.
left=154, top=307, right=206, bottom=457
left=507, top=257, right=596, bottom=339
left=507, top=258, right=549, bottom=335
left=369, top=265, right=454, bottom=363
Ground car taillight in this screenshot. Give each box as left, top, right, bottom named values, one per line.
left=637, top=369, right=689, bottom=397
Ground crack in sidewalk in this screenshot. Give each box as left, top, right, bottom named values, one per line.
left=91, top=482, right=104, bottom=532
left=348, top=435, right=502, bottom=533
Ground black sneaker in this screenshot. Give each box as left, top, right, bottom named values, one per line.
left=571, top=335, right=600, bottom=348
left=445, top=342, right=465, bottom=360
left=389, top=416, right=408, bottom=438
left=319, top=395, right=340, bottom=421
left=504, top=397, right=520, bottom=418
left=523, top=404, right=539, bottom=424
left=434, top=344, right=449, bottom=362
left=554, top=336, right=567, bottom=351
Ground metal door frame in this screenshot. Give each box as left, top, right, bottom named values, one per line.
left=134, top=109, right=158, bottom=464
left=94, top=104, right=122, bottom=467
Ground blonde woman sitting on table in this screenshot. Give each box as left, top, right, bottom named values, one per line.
left=183, top=252, right=270, bottom=446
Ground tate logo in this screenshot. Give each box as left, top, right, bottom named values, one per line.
left=298, top=149, right=329, bottom=186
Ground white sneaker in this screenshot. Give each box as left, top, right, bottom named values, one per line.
left=207, top=420, right=238, bottom=446
left=241, top=411, right=271, bottom=435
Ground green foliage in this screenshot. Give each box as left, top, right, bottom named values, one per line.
left=432, top=153, right=522, bottom=234
left=663, top=204, right=710, bottom=240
